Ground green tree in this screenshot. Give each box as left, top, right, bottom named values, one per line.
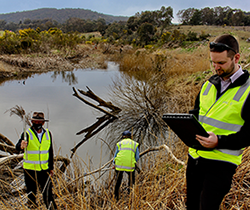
left=5, top=22, right=18, bottom=31
left=137, top=22, right=155, bottom=45
left=62, top=17, right=86, bottom=33
left=200, top=7, right=215, bottom=25
left=177, top=8, right=196, bottom=25
left=231, top=10, right=245, bottom=26
left=127, top=16, right=139, bottom=31
left=155, top=6, right=173, bottom=35
left=105, top=21, right=126, bottom=40
left=189, top=10, right=202, bottom=25
left=96, top=18, right=107, bottom=36
left=214, top=6, right=231, bottom=25
left=139, top=11, right=156, bottom=25
left=0, top=20, right=6, bottom=30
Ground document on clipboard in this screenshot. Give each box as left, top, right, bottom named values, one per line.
left=162, top=113, right=212, bottom=151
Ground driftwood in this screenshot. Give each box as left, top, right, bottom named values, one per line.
left=0, top=132, right=19, bottom=155
left=1, top=87, right=185, bottom=201
left=0, top=154, right=23, bottom=167
left=71, top=86, right=121, bottom=158
left=68, top=144, right=185, bottom=187
left=1, top=153, right=71, bottom=196
left=139, top=144, right=185, bottom=165
left=0, top=143, right=19, bottom=155
left=0, top=133, right=15, bottom=147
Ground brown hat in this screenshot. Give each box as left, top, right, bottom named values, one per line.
left=30, top=112, right=49, bottom=122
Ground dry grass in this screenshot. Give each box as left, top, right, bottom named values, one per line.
left=1, top=26, right=250, bottom=209
left=0, top=138, right=188, bottom=210
left=1, top=143, right=249, bottom=209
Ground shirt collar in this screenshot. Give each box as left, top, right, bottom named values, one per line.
left=230, top=65, right=243, bottom=83
left=220, top=65, right=243, bottom=84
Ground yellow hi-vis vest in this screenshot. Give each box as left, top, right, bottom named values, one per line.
left=23, top=128, right=51, bottom=171
left=189, top=78, right=250, bottom=165
left=115, top=138, right=139, bottom=172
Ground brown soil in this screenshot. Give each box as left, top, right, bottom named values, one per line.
left=0, top=43, right=116, bottom=83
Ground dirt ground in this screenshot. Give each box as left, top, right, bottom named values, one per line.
left=0, top=43, right=133, bottom=84
left=0, top=47, right=109, bottom=83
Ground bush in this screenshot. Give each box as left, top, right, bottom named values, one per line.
left=0, top=28, right=82, bottom=54
left=161, top=31, right=171, bottom=43
left=199, top=30, right=210, bottom=41
left=0, top=30, right=20, bottom=54
left=186, top=31, right=199, bottom=41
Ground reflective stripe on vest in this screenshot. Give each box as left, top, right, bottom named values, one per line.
left=189, top=78, right=250, bottom=165
left=23, top=128, right=51, bottom=171
left=115, top=139, right=139, bottom=172
left=118, top=141, right=137, bottom=153
left=199, top=115, right=242, bottom=132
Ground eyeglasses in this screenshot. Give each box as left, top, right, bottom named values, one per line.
left=210, top=42, right=237, bottom=54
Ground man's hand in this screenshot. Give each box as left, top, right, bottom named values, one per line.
left=50, top=170, right=54, bottom=176
left=20, top=140, right=28, bottom=150
left=196, top=132, right=218, bottom=148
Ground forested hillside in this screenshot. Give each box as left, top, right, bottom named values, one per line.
left=0, top=8, right=128, bottom=24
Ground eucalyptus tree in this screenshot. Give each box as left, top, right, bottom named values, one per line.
left=177, top=8, right=196, bottom=25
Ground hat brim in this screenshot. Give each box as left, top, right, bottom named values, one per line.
left=30, top=118, right=49, bottom=122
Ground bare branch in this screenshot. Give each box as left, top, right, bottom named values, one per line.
left=0, top=143, right=19, bottom=155
left=67, top=144, right=185, bottom=187
left=0, top=154, right=23, bottom=167
left=70, top=116, right=116, bottom=158
left=0, top=133, right=15, bottom=147
left=72, top=87, right=119, bottom=119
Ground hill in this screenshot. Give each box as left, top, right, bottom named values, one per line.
left=0, top=8, right=129, bottom=24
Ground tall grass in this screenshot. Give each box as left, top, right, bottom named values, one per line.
left=2, top=141, right=249, bottom=209
left=1, top=26, right=250, bottom=209
left=0, top=136, right=188, bottom=210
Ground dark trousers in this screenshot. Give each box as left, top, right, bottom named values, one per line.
left=186, top=156, right=237, bottom=210
left=24, top=169, right=57, bottom=209
left=114, top=170, right=135, bottom=200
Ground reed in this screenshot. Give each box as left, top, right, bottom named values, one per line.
left=1, top=26, right=250, bottom=209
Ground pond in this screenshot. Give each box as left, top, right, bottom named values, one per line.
left=0, top=62, right=120, bottom=168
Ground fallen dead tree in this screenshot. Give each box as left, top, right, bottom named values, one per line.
left=68, top=143, right=185, bottom=188
left=71, top=86, right=121, bottom=158
left=0, top=85, right=185, bottom=207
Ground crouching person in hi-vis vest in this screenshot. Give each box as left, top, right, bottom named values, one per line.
left=113, top=131, right=139, bottom=200
left=16, top=112, right=57, bottom=210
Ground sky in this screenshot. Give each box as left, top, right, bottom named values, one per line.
left=1, top=0, right=250, bottom=23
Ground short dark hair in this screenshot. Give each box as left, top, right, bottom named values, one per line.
left=210, top=34, right=239, bottom=58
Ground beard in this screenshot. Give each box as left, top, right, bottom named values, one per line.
left=218, top=61, right=235, bottom=79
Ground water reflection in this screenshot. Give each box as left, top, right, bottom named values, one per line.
left=51, top=71, right=78, bottom=85
left=0, top=62, right=120, bottom=167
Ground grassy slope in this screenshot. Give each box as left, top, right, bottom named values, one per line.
left=0, top=26, right=250, bottom=209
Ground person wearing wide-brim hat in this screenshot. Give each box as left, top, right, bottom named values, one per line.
left=30, top=112, right=49, bottom=122
left=16, top=112, right=57, bottom=209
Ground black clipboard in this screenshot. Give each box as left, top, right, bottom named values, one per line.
left=162, top=113, right=212, bottom=150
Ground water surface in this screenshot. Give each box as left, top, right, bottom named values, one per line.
left=0, top=62, right=120, bottom=167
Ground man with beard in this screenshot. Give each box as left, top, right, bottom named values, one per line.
left=186, top=34, right=250, bottom=210
left=16, top=112, right=57, bottom=209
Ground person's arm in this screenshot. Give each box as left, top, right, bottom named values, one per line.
left=135, top=147, right=139, bottom=162
left=113, top=146, right=119, bottom=164
left=16, top=132, right=28, bottom=152
left=48, top=131, right=54, bottom=172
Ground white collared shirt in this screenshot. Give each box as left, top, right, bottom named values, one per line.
left=220, top=65, right=243, bottom=93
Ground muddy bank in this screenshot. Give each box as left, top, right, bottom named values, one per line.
left=0, top=45, right=112, bottom=83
